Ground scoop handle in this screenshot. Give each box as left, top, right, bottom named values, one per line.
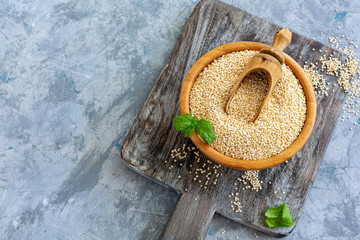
left=272, top=28, right=292, bottom=51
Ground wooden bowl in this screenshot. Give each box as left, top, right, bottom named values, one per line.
left=180, top=42, right=317, bottom=170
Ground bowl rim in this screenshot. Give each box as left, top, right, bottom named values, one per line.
left=179, top=42, right=317, bottom=170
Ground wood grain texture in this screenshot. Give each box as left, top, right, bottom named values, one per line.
left=159, top=192, right=215, bottom=240
left=121, top=0, right=347, bottom=238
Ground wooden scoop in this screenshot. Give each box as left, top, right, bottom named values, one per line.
left=225, top=28, right=292, bottom=122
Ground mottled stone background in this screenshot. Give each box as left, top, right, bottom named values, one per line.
left=0, top=0, right=359, bottom=239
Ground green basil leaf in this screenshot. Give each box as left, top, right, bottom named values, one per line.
left=173, top=114, right=196, bottom=131
left=184, top=125, right=195, bottom=137
left=195, top=119, right=216, bottom=144
left=266, top=218, right=284, bottom=228
left=265, top=203, right=294, bottom=228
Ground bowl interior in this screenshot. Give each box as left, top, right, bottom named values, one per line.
left=179, top=42, right=317, bottom=170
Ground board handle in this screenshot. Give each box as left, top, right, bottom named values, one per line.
left=160, top=192, right=215, bottom=240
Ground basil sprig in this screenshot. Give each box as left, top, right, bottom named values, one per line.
left=173, top=114, right=216, bottom=144
left=265, top=203, right=294, bottom=228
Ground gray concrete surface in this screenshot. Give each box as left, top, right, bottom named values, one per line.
left=0, top=0, right=359, bottom=239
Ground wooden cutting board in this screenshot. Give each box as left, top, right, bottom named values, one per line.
left=121, top=0, right=347, bottom=238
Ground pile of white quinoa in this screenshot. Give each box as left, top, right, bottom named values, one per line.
left=190, top=50, right=307, bottom=160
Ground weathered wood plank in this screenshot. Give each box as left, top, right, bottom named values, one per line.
left=159, top=191, right=216, bottom=240
left=121, top=0, right=347, bottom=238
